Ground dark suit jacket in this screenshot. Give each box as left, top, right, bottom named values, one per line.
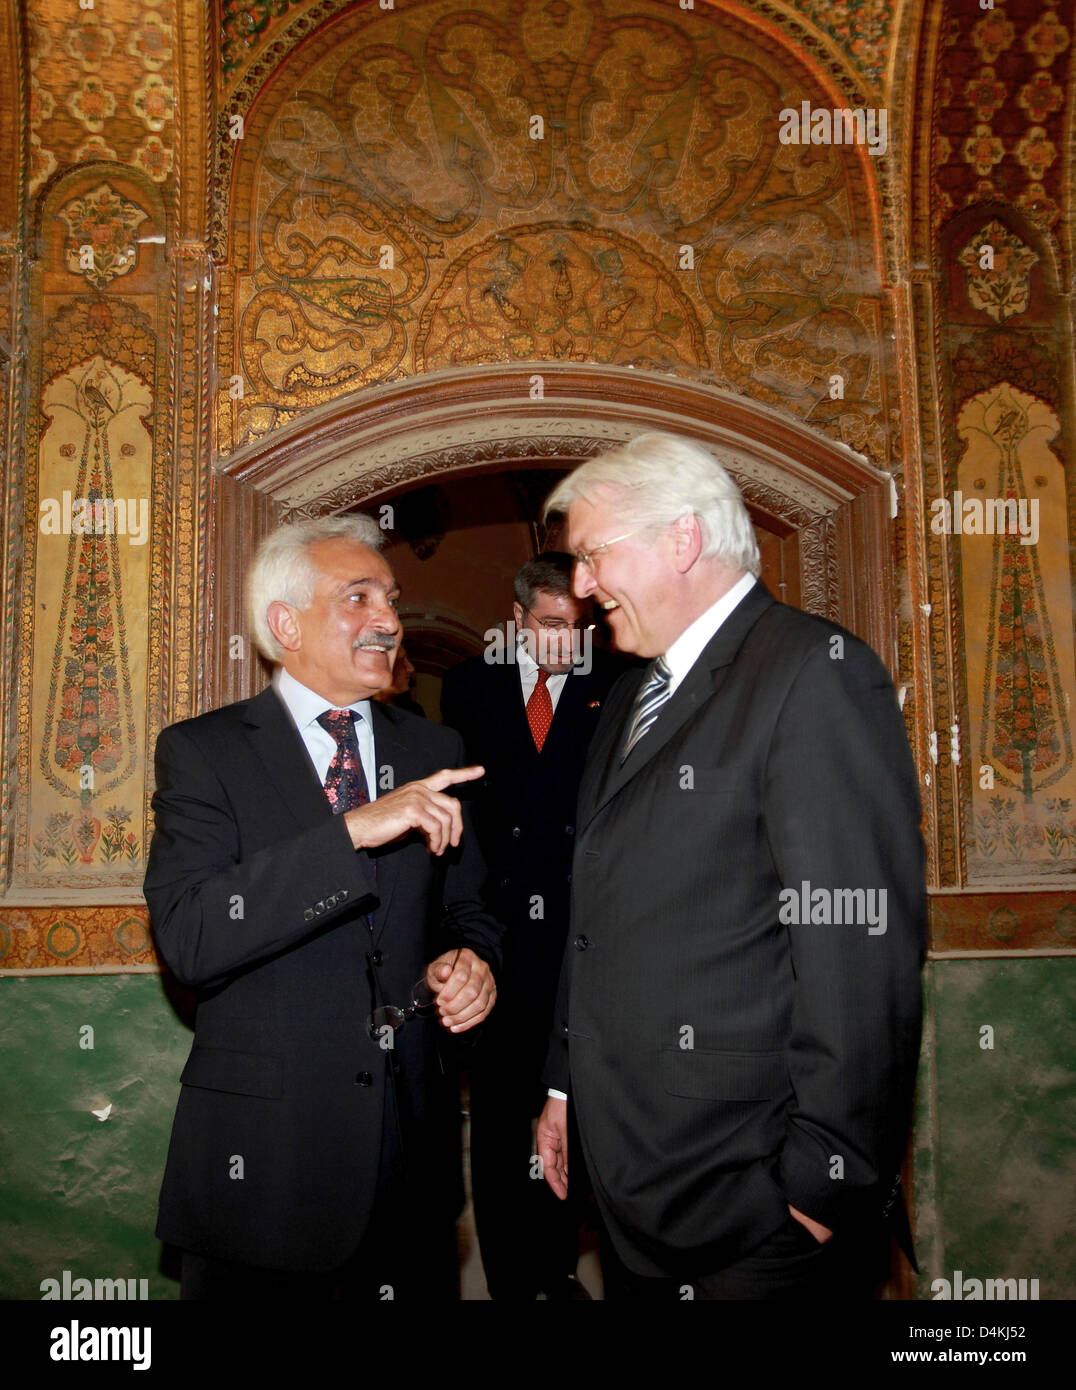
left=441, top=649, right=622, bottom=1076
left=545, top=582, right=926, bottom=1279
left=144, top=685, right=502, bottom=1272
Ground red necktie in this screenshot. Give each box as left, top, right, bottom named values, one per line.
left=527, top=669, right=553, bottom=752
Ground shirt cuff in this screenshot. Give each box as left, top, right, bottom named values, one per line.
left=546, top=1088, right=568, bottom=1101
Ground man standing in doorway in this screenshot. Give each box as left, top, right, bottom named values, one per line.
left=442, top=553, right=622, bottom=1300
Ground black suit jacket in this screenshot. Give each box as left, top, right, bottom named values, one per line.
left=144, top=685, right=502, bottom=1272
left=441, top=650, right=622, bottom=1067
left=545, top=582, right=926, bottom=1279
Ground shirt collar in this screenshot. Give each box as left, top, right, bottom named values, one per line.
left=662, top=572, right=757, bottom=687
left=515, top=634, right=539, bottom=676
left=274, top=665, right=374, bottom=730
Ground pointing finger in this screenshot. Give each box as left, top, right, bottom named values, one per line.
left=420, top=766, right=485, bottom=793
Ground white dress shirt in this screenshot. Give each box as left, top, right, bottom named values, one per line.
left=273, top=666, right=378, bottom=801
left=661, top=571, right=757, bottom=696
left=547, top=572, right=758, bottom=1101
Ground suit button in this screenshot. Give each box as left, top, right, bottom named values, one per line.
left=574, top=934, right=590, bottom=950
left=303, top=908, right=315, bottom=922
left=512, top=826, right=521, bottom=838
left=565, top=825, right=574, bottom=835
left=314, top=900, right=325, bottom=915
left=338, top=888, right=349, bottom=901
left=354, top=1071, right=373, bottom=1086
left=371, top=950, right=383, bottom=966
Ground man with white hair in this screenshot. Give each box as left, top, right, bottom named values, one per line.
left=536, top=432, right=925, bottom=1300
left=145, top=515, right=501, bottom=1299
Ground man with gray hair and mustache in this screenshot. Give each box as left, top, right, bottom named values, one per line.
left=536, top=431, right=926, bottom=1300
left=145, top=514, right=502, bottom=1299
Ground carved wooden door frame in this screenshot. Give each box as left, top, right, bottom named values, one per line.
left=210, top=362, right=897, bottom=707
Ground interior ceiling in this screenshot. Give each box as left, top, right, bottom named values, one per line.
left=217, top=0, right=891, bottom=466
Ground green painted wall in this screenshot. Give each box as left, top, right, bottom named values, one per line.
left=2, top=959, right=1073, bottom=1299
left=1, top=974, right=191, bottom=1300
left=914, top=958, right=1076, bottom=1300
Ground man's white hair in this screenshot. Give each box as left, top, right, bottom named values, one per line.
left=544, top=431, right=761, bottom=577
left=247, top=514, right=384, bottom=663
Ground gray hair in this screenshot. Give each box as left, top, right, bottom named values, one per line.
left=544, top=432, right=761, bottom=576
left=247, top=514, right=384, bottom=662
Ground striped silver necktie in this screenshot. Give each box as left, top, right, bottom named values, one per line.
left=620, top=656, right=673, bottom=761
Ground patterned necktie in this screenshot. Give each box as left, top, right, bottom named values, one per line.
left=527, top=668, right=554, bottom=752
left=316, top=709, right=370, bottom=813
left=620, top=656, right=673, bottom=762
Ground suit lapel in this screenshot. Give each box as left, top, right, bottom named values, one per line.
left=242, top=686, right=402, bottom=938
left=241, top=685, right=333, bottom=833
left=500, top=657, right=594, bottom=765
left=581, top=583, right=777, bottom=827
left=576, top=671, right=640, bottom=825
left=539, top=663, right=590, bottom=757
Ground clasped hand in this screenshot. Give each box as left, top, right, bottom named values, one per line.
left=425, top=947, right=496, bottom=1033
left=343, top=766, right=495, bottom=1032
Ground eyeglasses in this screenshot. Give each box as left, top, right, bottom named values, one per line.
left=366, top=947, right=461, bottom=1046
left=572, top=530, right=638, bottom=572
left=523, top=608, right=581, bottom=632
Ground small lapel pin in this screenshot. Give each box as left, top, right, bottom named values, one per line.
left=587, top=700, right=601, bottom=709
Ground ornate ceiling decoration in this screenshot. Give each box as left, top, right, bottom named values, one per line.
left=216, top=0, right=892, bottom=101
left=217, top=0, right=893, bottom=463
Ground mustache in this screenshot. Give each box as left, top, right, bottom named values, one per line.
left=353, top=634, right=396, bottom=652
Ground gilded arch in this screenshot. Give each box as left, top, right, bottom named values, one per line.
left=214, top=0, right=897, bottom=468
